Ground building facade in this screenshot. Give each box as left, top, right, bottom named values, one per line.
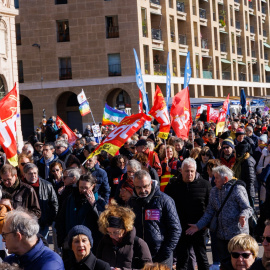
left=15, top=0, right=270, bottom=138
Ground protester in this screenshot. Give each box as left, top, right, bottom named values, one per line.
left=48, top=161, right=64, bottom=194
left=220, top=138, right=236, bottom=169
left=73, top=138, right=86, bottom=164
left=33, top=142, right=44, bottom=162
left=196, top=146, right=214, bottom=180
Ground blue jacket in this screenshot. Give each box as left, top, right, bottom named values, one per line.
left=4, top=238, right=64, bottom=270
left=128, top=181, right=181, bottom=262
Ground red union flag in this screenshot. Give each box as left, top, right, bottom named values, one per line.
left=87, top=113, right=151, bottom=159
left=56, top=116, right=77, bottom=145
left=195, top=104, right=208, bottom=120
left=216, top=94, right=230, bottom=135
left=207, top=106, right=219, bottom=123
left=0, top=84, right=18, bottom=166
left=170, top=87, right=192, bottom=139
left=149, top=85, right=170, bottom=139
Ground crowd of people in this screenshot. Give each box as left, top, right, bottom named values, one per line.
left=0, top=109, right=270, bottom=270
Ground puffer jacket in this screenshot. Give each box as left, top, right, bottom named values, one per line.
left=128, top=181, right=181, bottom=262
left=196, top=180, right=252, bottom=240
left=96, top=227, right=152, bottom=270
left=257, top=147, right=270, bottom=174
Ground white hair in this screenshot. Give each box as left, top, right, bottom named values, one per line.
left=181, top=157, right=197, bottom=171
left=212, top=165, right=234, bottom=181
left=22, top=143, right=34, bottom=155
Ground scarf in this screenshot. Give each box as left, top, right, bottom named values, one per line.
left=232, top=152, right=250, bottom=180
left=262, top=253, right=270, bottom=270
left=44, top=155, right=54, bottom=179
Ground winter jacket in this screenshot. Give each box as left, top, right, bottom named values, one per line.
left=38, top=178, right=58, bottom=228
left=4, top=238, right=64, bottom=270
left=177, top=146, right=189, bottom=162
left=257, top=147, right=270, bottom=174
left=70, top=252, right=111, bottom=270
left=58, top=148, right=76, bottom=167
left=106, top=165, right=125, bottom=198
left=97, top=227, right=152, bottom=270
left=254, top=146, right=264, bottom=166
left=2, top=180, right=41, bottom=219
left=196, top=180, right=252, bottom=240
left=36, top=154, right=65, bottom=180
left=73, top=147, right=86, bottom=164
left=128, top=181, right=181, bottom=262
left=249, top=258, right=266, bottom=270
left=88, top=163, right=110, bottom=203
left=196, top=159, right=210, bottom=180
left=164, top=175, right=211, bottom=230
left=45, top=125, right=62, bottom=143
left=220, top=153, right=236, bottom=169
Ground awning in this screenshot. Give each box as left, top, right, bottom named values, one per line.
left=238, top=61, right=246, bottom=65
left=221, top=59, right=231, bottom=64
left=264, top=43, right=270, bottom=49
left=265, top=65, right=270, bottom=72
left=179, top=52, right=187, bottom=56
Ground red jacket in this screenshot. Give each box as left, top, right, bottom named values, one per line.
left=144, top=148, right=162, bottom=176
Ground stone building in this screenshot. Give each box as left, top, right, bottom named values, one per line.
left=15, top=0, right=270, bottom=139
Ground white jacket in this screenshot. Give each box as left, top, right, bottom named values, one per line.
left=256, top=147, right=270, bottom=174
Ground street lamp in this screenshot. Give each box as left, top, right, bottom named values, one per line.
left=32, top=43, right=43, bottom=89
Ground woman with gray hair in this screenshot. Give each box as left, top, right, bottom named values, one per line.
left=186, top=165, right=253, bottom=264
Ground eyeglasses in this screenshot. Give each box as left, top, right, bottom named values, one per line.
left=52, top=169, right=60, bottom=173
left=231, top=252, right=253, bottom=259
left=107, top=230, right=123, bottom=236
left=261, top=236, right=270, bottom=243
left=20, top=162, right=29, bottom=166
left=2, top=231, right=15, bottom=240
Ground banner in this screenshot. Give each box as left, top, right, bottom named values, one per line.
left=87, top=113, right=151, bottom=159
left=102, top=104, right=128, bottom=126
left=240, top=89, right=247, bottom=114
left=56, top=116, right=77, bottom=145
left=207, top=106, right=219, bottom=123
left=149, top=85, right=170, bottom=139
left=166, top=52, right=171, bottom=109
left=138, top=91, right=143, bottom=113
left=77, top=89, right=87, bottom=104
left=195, top=104, right=208, bottom=120
left=79, top=100, right=91, bottom=116
left=184, top=51, right=192, bottom=89
left=170, top=87, right=192, bottom=139
left=0, top=84, right=18, bottom=166
left=216, top=94, right=230, bottom=135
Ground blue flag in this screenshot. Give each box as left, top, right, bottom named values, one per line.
left=133, top=49, right=151, bottom=130
left=184, top=51, right=192, bottom=89
left=166, top=52, right=171, bottom=109
left=240, top=89, right=247, bottom=114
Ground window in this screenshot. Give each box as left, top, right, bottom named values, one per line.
left=59, top=58, right=72, bottom=80
left=0, top=21, right=7, bottom=56
left=55, top=0, right=67, bottom=4
left=108, top=54, right=121, bottom=76
left=16, top=24, right=21, bottom=45
left=106, top=16, right=119, bottom=38
left=18, top=61, right=24, bottom=83
left=14, top=0, right=19, bottom=8
left=56, top=20, right=70, bottom=42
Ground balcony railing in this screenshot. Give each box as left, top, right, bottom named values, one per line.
left=150, top=0, right=160, bottom=4
left=249, top=2, right=253, bottom=8
left=221, top=43, right=226, bottom=52
left=262, top=6, right=266, bottom=14
left=222, top=71, right=231, bottom=80
left=201, top=39, right=208, bottom=49
left=179, top=34, right=187, bottom=45
left=154, top=64, right=167, bottom=75
left=253, top=74, right=260, bottom=82
left=199, top=8, right=207, bottom=19
left=177, top=1, right=185, bottom=12
left=59, top=68, right=72, bottom=80
left=106, top=26, right=119, bottom=38
left=237, top=47, right=242, bottom=55
left=108, top=64, right=121, bottom=76
left=267, top=76, right=270, bottom=82
left=263, top=30, right=267, bottom=37
left=152, top=29, right=162, bottom=40
left=239, top=73, right=246, bottom=81
left=250, top=25, right=255, bottom=33
left=236, top=21, right=241, bottom=29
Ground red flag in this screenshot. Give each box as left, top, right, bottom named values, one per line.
left=207, top=106, right=219, bottom=123
left=216, top=94, right=230, bottom=135
left=195, top=104, right=208, bottom=120
left=56, top=116, right=77, bottom=145
left=138, top=91, right=143, bottom=113
left=170, top=87, right=192, bottom=139
left=149, top=85, right=170, bottom=139
left=87, top=113, right=151, bottom=159
left=0, top=84, right=18, bottom=166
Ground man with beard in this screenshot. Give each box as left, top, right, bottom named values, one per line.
left=128, top=170, right=181, bottom=269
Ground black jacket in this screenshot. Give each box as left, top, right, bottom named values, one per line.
left=38, top=178, right=59, bottom=228
left=164, top=175, right=211, bottom=230
left=70, top=252, right=111, bottom=270
left=128, top=181, right=181, bottom=262
left=45, top=125, right=61, bottom=143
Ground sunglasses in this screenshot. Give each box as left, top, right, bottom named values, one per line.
left=231, top=252, right=253, bottom=259
left=52, top=169, right=60, bottom=173
left=222, top=146, right=230, bottom=149
left=201, top=153, right=210, bottom=157
left=261, top=236, right=270, bottom=243
left=20, top=162, right=29, bottom=166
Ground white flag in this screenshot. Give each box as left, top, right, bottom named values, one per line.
left=77, top=89, right=87, bottom=104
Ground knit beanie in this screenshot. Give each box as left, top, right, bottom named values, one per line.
left=68, top=225, right=93, bottom=248
left=219, top=130, right=231, bottom=140
left=259, top=134, right=268, bottom=144
left=222, top=137, right=235, bottom=149
left=235, top=141, right=250, bottom=158
left=194, top=138, right=204, bottom=148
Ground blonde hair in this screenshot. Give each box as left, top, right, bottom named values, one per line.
left=160, top=145, right=178, bottom=161
left=98, top=200, right=135, bottom=235
left=228, top=234, right=259, bottom=258
left=143, top=263, right=170, bottom=270
left=189, top=147, right=201, bottom=159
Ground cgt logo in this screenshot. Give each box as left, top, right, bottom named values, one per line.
left=173, top=109, right=190, bottom=130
